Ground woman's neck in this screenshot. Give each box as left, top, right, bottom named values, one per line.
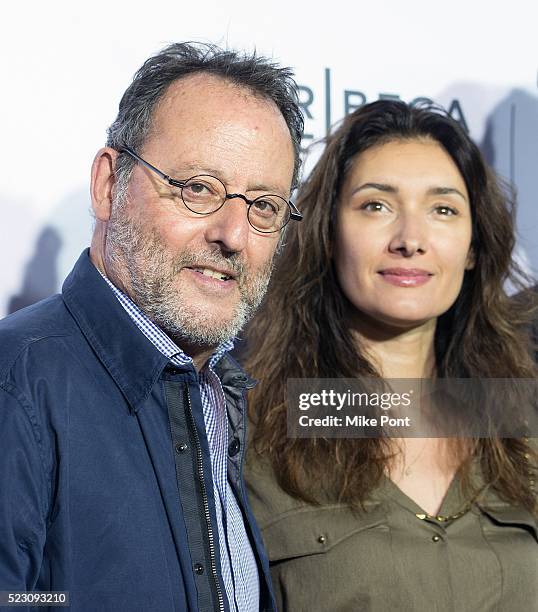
left=349, top=312, right=437, bottom=379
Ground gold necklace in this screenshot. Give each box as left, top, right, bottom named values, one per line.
left=414, top=485, right=488, bottom=523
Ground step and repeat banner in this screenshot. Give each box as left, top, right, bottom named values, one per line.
left=1, top=1, right=537, bottom=315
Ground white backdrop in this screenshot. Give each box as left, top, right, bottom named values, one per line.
left=1, top=0, right=537, bottom=315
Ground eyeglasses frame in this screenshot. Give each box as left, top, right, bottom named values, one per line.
left=120, top=146, right=303, bottom=233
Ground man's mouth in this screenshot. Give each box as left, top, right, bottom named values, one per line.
left=186, top=266, right=235, bottom=282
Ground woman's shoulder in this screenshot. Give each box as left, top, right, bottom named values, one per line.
left=244, top=445, right=386, bottom=565
left=473, top=437, right=537, bottom=529
left=244, top=445, right=366, bottom=522
left=244, top=446, right=306, bottom=525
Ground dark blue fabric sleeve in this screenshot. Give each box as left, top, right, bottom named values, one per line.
left=0, top=384, right=47, bottom=590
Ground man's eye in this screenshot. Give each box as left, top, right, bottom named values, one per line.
left=251, top=198, right=278, bottom=217
left=182, top=179, right=221, bottom=202
left=185, top=182, right=211, bottom=195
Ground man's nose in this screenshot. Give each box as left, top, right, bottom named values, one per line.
left=203, top=197, right=251, bottom=253
left=388, top=213, right=428, bottom=257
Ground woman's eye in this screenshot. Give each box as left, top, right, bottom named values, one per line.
left=435, top=205, right=458, bottom=216
left=361, top=201, right=389, bottom=213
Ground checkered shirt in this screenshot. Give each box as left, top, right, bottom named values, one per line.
left=99, top=272, right=259, bottom=612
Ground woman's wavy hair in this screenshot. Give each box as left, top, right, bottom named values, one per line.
left=246, top=100, right=537, bottom=512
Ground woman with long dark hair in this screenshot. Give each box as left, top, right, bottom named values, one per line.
left=244, top=100, right=537, bottom=611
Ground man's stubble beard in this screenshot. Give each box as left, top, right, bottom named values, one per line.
left=105, top=205, right=275, bottom=349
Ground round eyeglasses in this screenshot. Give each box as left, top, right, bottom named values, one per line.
left=121, top=147, right=303, bottom=233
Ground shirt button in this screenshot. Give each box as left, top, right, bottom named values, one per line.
left=233, top=374, right=248, bottom=384
left=228, top=438, right=241, bottom=457
left=432, top=535, right=442, bottom=542
left=175, top=442, right=188, bottom=454
left=317, top=535, right=326, bottom=544
left=194, top=563, right=204, bottom=575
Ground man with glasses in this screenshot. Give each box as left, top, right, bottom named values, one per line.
left=0, top=43, right=303, bottom=611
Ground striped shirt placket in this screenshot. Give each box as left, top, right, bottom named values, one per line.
left=98, top=272, right=259, bottom=612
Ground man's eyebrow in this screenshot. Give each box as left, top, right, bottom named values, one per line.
left=169, top=165, right=287, bottom=195
left=168, top=164, right=223, bottom=178
left=248, top=183, right=288, bottom=195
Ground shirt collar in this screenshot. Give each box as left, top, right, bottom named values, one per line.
left=62, top=250, right=234, bottom=412
left=96, top=269, right=234, bottom=371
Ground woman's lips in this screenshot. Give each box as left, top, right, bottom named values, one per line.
left=378, top=268, right=433, bottom=287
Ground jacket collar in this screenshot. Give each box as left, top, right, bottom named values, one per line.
left=62, top=249, right=172, bottom=412
left=62, top=250, right=255, bottom=411
left=215, top=351, right=257, bottom=390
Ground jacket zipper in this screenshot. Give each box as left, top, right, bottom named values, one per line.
left=184, top=384, right=225, bottom=612
left=236, top=387, right=272, bottom=612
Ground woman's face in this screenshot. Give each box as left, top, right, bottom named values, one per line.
left=334, top=138, right=474, bottom=329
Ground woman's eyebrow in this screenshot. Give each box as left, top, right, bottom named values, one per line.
left=351, top=182, right=397, bottom=195
left=350, top=183, right=467, bottom=202
left=427, top=186, right=467, bottom=201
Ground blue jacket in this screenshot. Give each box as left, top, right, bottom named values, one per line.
left=0, top=250, right=275, bottom=612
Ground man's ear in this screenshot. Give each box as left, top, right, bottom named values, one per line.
left=91, top=148, right=119, bottom=222
left=465, top=246, right=476, bottom=270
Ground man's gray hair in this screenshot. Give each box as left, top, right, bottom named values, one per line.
left=106, top=41, right=304, bottom=202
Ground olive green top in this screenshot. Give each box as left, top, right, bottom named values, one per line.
left=245, top=452, right=537, bottom=612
